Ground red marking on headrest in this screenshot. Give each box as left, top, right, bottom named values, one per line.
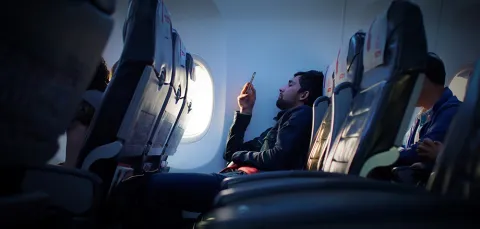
left=366, top=19, right=375, bottom=52
left=336, top=49, right=341, bottom=74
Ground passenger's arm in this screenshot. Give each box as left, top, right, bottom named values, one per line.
left=224, top=112, right=268, bottom=161
left=396, top=106, right=459, bottom=166
left=230, top=110, right=311, bottom=171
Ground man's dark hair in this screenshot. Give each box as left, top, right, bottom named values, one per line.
left=426, top=52, right=446, bottom=86
left=295, top=70, right=325, bottom=106
left=88, top=58, right=110, bottom=92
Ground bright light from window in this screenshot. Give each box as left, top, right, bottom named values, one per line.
left=182, top=60, right=214, bottom=142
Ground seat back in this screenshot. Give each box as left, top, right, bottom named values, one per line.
left=76, top=0, right=174, bottom=186
left=329, top=32, right=366, bottom=151
left=162, top=52, right=195, bottom=157
left=0, top=1, right=114, bottom=168
left=0, top=0, right=114, bottom=226
left=306, top=64, right=334, bottom=170
left=323, top=0, right=428, bottom=176
left=148, top=31, right=186, bottom=159
left=427, top=60, right=480, bottom=200
left=309, top=65, right=332, bottom=149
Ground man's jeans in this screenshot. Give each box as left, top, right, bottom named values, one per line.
left=131, top=171, right=246, bottom=228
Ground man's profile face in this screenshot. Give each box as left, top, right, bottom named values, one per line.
left=276, top=75, right=303, bottom=110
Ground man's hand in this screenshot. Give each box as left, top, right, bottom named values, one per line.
left=417, top=138, right=444, bottom=161
left=237, top=82, right=256, bottom=115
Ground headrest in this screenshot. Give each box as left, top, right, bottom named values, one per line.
left=186, top=53, right=196, bottom=81
left=122, top=0, right=172, bottom=64
left=363, top=10, right=388, bottom=74
left=361, top=0, right=427, bottom=88
left=334, top=45, right=349, bottom=86
left=173, top=30, right=187, bottom=69
left=323, top=62, right=335, bottom=97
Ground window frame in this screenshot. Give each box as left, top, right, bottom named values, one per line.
left=180, top=54, right=215, bottom=144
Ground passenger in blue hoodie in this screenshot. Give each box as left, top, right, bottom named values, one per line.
left=396, top=52, right=461, bottom=169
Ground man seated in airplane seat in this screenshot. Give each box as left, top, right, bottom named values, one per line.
left=128, top=70, right=324, bottom=227
left=394, top=52, right=461, bottom=171
left=61, top=58, right=110, bottom=167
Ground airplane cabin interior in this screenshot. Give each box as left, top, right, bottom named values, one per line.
left=0, top=0, right=479, bottom=228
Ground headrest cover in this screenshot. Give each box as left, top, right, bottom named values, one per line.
left=363, top=11, right=388, bottom=73
left=180, top=38, right=187, bottom=68
left=186, top=53, right=196, bottom=81
left=335, top=43, right=351, bottom=86
left=323, top=62, right=335, bottom=97
left=173, top=31, right=186, bottom=69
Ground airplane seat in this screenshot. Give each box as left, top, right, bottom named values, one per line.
left=309, top=65, right=332, bottom=150
left=321, top=1, right=427, bottom=177
left=198, top=0, right=429, bottom=219
left=75, top=0, right=174, bottom=197
left=161, top=52, right=195, bottom=161
left=149, top=33, right=190, bottom=163
left=306, top=64, right=334, bottom=170
left=329, top=31, right=365, bottom=153
left=0, top=0, right=114, bottom=227
left=196, top=60, right=480, bottom=229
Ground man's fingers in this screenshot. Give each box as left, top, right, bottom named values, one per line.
left=250, top=84, right=256, bottom=96
left=241, top=83, right=251, bottom=94
left=422, top=138, right=435, bottom=147
left=238, top=94, right=249, bottom=100
left=417, top=144, right=431, bottom=152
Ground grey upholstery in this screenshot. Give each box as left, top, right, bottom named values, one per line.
left=76, top=0, right=174, bottom=190
left=0, top=0, right=114, bottom=227
left=161, top=53, right=195, bottom=157
left=322, top=0, right=427, bottom=176
left=149, top=31, right=188, bottom=157
left=310, top=96, right=330, bottom=150
left=330, top=31, right=365, bottom=153
left=210, top=0, right=428, bottom=211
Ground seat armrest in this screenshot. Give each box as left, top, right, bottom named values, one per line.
left=216, top=175, right=427, bottom=207
left=221, top=170, right=348, bottom=189
left=21, top=165, right=103, bottom=216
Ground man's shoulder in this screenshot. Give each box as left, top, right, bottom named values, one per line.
left=435, top=96, right=461, bottom=116
left=281, top=105, right=312, bottom=122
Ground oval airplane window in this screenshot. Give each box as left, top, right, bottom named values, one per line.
left=181, top=56, right=214, bottom=143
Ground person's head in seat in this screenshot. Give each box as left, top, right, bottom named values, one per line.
left=417, top=53, right=447, bottom=110
left=276, top=70, right=324, bottom=110
left=64, top=58, right=110, bottom=167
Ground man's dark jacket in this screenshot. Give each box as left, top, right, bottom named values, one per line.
left=224, top=105, right=313, bottom=171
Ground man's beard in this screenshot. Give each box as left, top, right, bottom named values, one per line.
left=276, top=98, right=289, bottom=110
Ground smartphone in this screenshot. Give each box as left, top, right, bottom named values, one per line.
left=248, top=72, right=256, bottom=92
